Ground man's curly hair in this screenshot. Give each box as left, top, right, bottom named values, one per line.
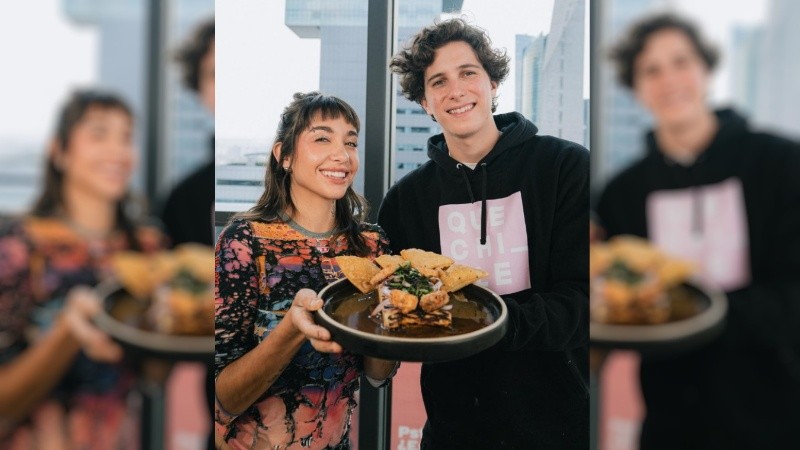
left=175, top=18, right=215, bottom=92
left=609, top=13, right=719, bottom=89
left=390, top=18, right=509, bottom=112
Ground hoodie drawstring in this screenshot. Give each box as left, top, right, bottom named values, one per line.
left=480, top=163, right=488, bottom=245
left=455, top=163, right=489, bottom=246
left=456, top=164, right=475, bottom=202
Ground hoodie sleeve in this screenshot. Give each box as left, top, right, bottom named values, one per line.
left=500, top=144, right=589, bottom=352
left=724, top=141, right=800, bottom=356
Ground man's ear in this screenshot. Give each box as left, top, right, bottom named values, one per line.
left=421, top=98, right=430, bottom=115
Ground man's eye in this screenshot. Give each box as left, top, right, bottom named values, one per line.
left=432, top=79, right=444, bottom=87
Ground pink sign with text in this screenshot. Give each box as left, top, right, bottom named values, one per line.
left=438, top=191, right=531, bottom=295
left=647, top=177, right=750, bottom=291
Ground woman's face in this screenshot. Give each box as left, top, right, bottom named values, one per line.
left=59, top=106, right=136, bottom=203
left=632, top=28, right=711, bottom=128
left=282, top=113, right=359, bottom=204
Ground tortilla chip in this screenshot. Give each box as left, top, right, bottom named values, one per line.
left=112, top=252, right=158, bottom=298
left=375, top=254, right=405, bottom=269
left=441, top=264, right=488, bottom=292
left=336, top=255, right=380, bottom=293
left=608, top=236, right=665, bottom=273
left=400, top=248, right=454, bottom=271
left=174, top=243, right=215, bottom=283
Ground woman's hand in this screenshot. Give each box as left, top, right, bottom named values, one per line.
left=289, top=289, right=342, bottom=354
left=62, top=287, right=123, bottom=363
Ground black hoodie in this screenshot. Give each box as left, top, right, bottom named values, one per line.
left=378, top=112, right=589, bottom=449
left=596, top=109, right=800, bottom=449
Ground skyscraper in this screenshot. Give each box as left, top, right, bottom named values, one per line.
left=537, top=0, right=586, bottom=144
left=729, top=25, right=763, bottom=117
left=754, top=0, right=800, bottom=139
left=593, top=0, right=666, bottom=187
left=515, top=33, right=547, bottom=124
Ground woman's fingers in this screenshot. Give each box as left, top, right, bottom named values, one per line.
left=291, top=289, right=341, bottom=353
left=64, top=287, right=123, bottom=363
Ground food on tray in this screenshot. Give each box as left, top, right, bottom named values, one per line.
left=336, top=255, right=382, bottom=294
left=590, top=236, right=694, bottom=325
left=110, top=243, right=214, bottom=335
left=336, top=249, right=488, bottom=330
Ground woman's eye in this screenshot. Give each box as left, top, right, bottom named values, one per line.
left=346, top=141, right=358, bottom=148
left=316, top=136, right=330, bottom=142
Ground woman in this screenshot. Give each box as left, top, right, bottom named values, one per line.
left=0, top=90, right=162, bottom=448
left=214, top=92, right=398, bottom=450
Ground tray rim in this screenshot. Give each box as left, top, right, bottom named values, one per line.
left=315, top=278, right=508, bottom=346
left=93, top=279, right=214, bottom=356
left=590, top=278, right=728, bottom=345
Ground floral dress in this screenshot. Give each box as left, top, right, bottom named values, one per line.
left=214, top=218, right=389, bottom=450
left=0, top=216, right=163, bottom=450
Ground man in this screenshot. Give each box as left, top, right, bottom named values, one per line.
left=379, top=18, right=589, bottom=449
left=596, top=14, right=800, bottom=449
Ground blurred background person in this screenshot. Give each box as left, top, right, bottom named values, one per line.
left=0, top=2, right=213, bottom=449
left=0, top=89, right=163, bottom=449
left=591, top=5, right=800, bottom=450
left=158, top=17, right=215, bottom=450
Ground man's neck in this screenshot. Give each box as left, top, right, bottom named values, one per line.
left=655, top=110, right=718, bottom=163
left=444, top=124, right=501, bottom=164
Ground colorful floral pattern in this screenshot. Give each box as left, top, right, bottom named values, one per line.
left=214, top=219, right=389, bottom=450
left=0, top=217, right=163, bottom=449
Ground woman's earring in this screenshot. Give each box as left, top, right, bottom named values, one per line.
left=283, top=165, right=292, bottom=174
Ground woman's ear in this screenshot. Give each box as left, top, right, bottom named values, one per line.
left=49, top=138, right=65, bottom=170
left=272, top=142, right=290, bottom=169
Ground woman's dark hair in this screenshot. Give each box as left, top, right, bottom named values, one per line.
left=609, top=13, right=719, bottom=89
left=175, top=18, right=215, bottom=92
left=31, top=89, right=142, bottom=250
left=234, top=92, right=371, bottom=256
left=390, top=18, right=509, bottom=113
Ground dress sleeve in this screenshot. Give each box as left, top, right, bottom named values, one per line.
left=213, top=220, right=260, bottom=424
left=0, top=220, right=33, bottom=364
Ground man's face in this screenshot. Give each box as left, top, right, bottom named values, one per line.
left=199, top=39, right=215, bottom=114
left=632, top=28, right=711, bottom=128
left=420, top=41, right=498, bottom=141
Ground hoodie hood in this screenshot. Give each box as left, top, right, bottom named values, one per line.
left=427, top=112, right=539, bottom=175
left=424, top=112, right=539, bottom=245
left=645, top=108, right=749, bottom=165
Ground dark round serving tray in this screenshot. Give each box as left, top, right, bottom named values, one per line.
left=93, top=280, right=214, bottom=362
left=314, top=278, right=508, bottom=363
left=590, top=280, right=727, bottom=355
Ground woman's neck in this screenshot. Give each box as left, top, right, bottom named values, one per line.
left=655, top=110, right=718, bottom=163
left=286, top=191, right=336, bottom=234
left=61, top=184, right=117, bottom=236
